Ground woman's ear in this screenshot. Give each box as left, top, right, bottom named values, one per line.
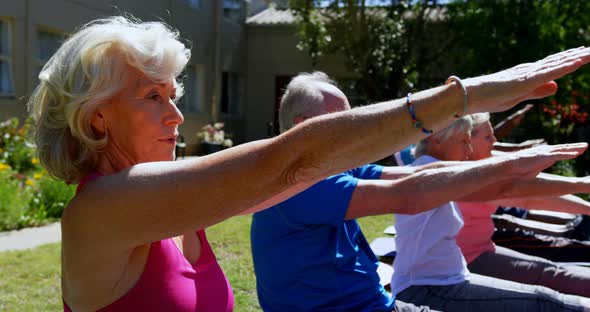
left=425, top=137, right=442, bottom=155
left=90, top=109, right=107, bottom=138
left=426, top=136, right=441, bottom=146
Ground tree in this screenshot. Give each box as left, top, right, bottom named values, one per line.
left=447, top=0, right=590, bottom=175
left=290, top=0, right=452, bottom=102
left=292, top=0, right=590, bottom=175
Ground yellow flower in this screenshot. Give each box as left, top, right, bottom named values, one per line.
left=25, top=179, right=34, bottom=186
left=31, top=157, right=40, bottom=165
left=0, top=163, right=10, bottom=171
left=33, top=173, right=42, bottom=179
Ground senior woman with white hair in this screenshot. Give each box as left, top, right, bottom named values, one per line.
left=392, top=116, right=590, bottom=311
left=29, top=15, right=590, bottom=311
left=455, top=112, right=590, bottom=298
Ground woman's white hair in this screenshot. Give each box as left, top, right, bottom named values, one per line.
left=28, top=16, right=190, bottom=183
left=414, top=115, right=474, bottom=158
left=470, top=112, right=491, bottom=134
left=278, top=71, right=336, bottom=132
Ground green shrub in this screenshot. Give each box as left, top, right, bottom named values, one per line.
left=0, top=118, right=77, bottom=231
left=0, top=164, right=32, bottom=231
left=32, top=174, right=75, bottom=218
left=549, top=159, right=577, bottom=178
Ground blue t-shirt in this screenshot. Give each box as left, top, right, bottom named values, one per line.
left=251, top=164, right=394, bottom=312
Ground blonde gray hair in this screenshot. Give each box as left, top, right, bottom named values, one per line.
left=28, top=16, right=190, bottom=183
left=470, top=113, right=491, bottom=135
left=278, top=71, right=336, bottom=132
left=414, top=115, right=474, bottom=157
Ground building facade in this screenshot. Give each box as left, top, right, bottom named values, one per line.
left=0, top=0, right=369, bottom=152
left=0, top=0, right=253, bottom=154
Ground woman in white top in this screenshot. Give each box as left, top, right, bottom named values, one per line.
left=392, top=116, right=590, bottom=311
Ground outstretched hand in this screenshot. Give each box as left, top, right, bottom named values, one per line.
left=498, top=143, right=588, bottom=179
left=465, top=47, right=590, bottom=114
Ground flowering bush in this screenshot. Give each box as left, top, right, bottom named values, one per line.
left=196, top=122, right=233, bottom=148
left=0, top=118, right=38, bottom=173
left=540, top=90, right=589, bottom=143
left=536, top=87, right=590, bottom=178
left=0, top=118, right=75, bottom=231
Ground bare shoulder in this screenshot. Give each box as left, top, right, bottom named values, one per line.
left=60, top=179, right=119, bottom=248
left=61, top=194, right=148, bottom=311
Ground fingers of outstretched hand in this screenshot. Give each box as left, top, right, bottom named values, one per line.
left=464, top=48, right=589, bottom=113
left=536, top=58, right=586, bottom=82
left=515, top=143, right=587, bottom=158
left=516, top=151, right=580, bottom=177
left=547, top=142, right=588, bottom=154
left=533, top=47, right=590, bottom=81
left=539, top=46, right=588, bottom=65
left=509, top=48, right=586, bottom=74
left=520, top=145, right=586, bottom=164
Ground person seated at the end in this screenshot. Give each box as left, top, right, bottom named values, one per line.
left=251, top=72, right=590, bottom=312
left=458, top=114, right=590, bottom=271
left=393, top=115, right=590, bottom=311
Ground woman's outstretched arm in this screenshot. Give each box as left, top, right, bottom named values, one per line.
left=65, top=47, right=590, bottom=249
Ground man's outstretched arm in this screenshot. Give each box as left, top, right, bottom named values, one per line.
left=344, top=143, right=586, bottom=219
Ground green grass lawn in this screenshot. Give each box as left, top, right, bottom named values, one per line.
left=0, top=214, right=393, bottom=311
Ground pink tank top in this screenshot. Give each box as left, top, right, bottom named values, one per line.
left=64, top=173, right=234, bottom=311
left=455, top=201, right=497, bottom=263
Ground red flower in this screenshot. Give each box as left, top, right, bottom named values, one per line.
left=576, top=112, right=588, bottom=124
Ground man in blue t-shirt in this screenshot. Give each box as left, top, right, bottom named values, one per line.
left=250, top=72, right=581, bottom=312
left=251, top=72, right=439, bottom=312
left=252, top=165, right=394, bottom=311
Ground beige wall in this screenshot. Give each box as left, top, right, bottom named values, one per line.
left=244, top=24, right=354, bottom=140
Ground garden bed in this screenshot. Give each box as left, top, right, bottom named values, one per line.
left=0, top=118, right=75, bottom=231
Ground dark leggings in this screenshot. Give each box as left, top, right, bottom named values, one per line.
left=396, top=274, right=588, bottom=312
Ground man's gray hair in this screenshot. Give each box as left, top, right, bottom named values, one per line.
left=414, top=115, right=474, bottom=157
left=278, top=71, right=336, bottom=132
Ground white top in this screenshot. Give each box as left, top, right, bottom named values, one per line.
left=391, top=155, right=470, bottom=296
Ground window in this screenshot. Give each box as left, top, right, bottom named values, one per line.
left=179, top=65, right=204, bottom=113
left=182, top=0, right=201, bottom=9
left=221, top=71, right=241, bottom=115
left=36, top=30, right=64, bottom=83
left=223, top=0, right=243, bottom=22
left=0, top=20, right=13, bottom=96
